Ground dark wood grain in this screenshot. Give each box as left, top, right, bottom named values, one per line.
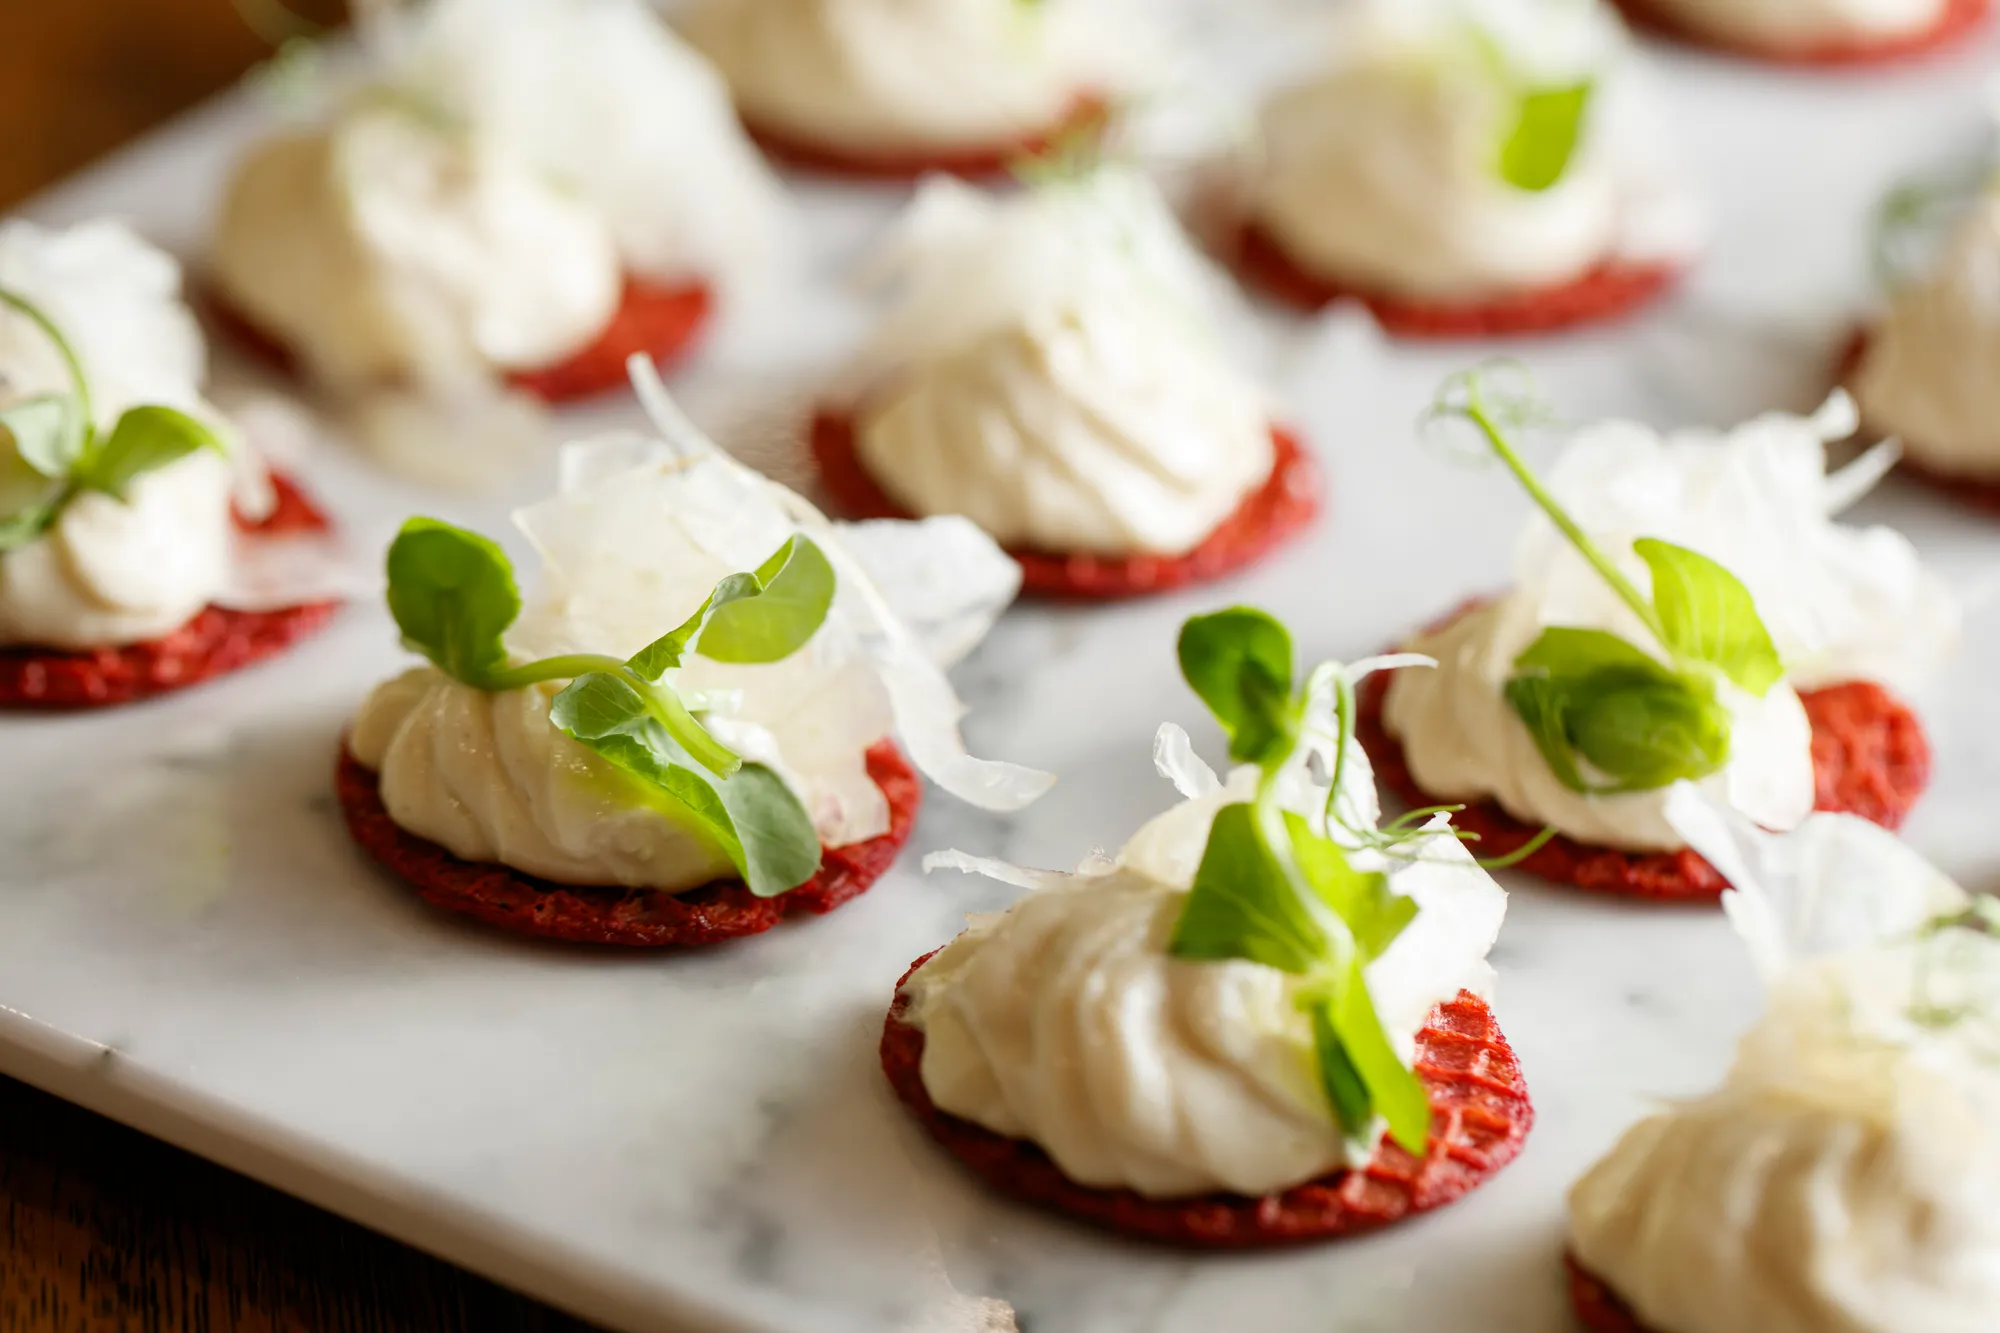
left=0, top=1074, right=602, bottom=1332
left=0, top=0, right=334, bottom=209
left=0, top=6, right=603, bottom=1330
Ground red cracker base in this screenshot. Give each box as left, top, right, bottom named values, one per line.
left=206, top=277, right=712, bottom=406
left=336, top=740, right=920, bottom=948
left=883, top=957, right=1533, bottom=1248
left=1836, top=328, right=2000, bottom=516
left=744, top=97, right=1107, bottom=182
left=1235, top=220, right=1681, bottom=338
left=809, top=411, right=1322, bottom=600
left=1610, top=0, right=1990, bottom=66
left=1567, top=1253, right=1656, bottom=1333
left=1354, top=608, right=1933, bottom=902
left=0, top=474, right=340, bottom=711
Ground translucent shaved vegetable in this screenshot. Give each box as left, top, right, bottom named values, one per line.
left=512, top=358, right=1054, bottom=824
left=922, top=850, right=1083, bottom=893
left=1152, top=722, right=1222, bottom=800
left=1664, top=784, right=1969, bottom=986
left=1516, top=395, right=1958, bottom=696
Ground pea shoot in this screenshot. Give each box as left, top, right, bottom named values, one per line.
left=0, top=288, right=229, bottom=553
left=383, top=517, right=838, bottom=897
left=1425, top=364, right=1787, bottom=798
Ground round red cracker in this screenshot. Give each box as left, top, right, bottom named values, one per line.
left=1354, top=604, right=1932, bottom=903
left=744, top=96, right=1107, bottom=182
left=1566, top=1253, right=1656, bottom=1333
left=1234, top=219, right=1682, bottom=338
left=1835, top=327, right=2000, bottom=516
left=809, top=410, right=1322, bottom=599
left=0, top=473, right=341, bottom=711
left=206, top=277, right=712, bottom=406
left=1609, top=0, right=1990, bottom=65
left=336, top=739, right=920, bottom=948
left=883, top=955, right=1533, bottom=1247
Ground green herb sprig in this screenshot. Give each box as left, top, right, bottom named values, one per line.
left=1462, top=25, right=1595, bottom=193
left=0, top=288, right=228, bottom=554
left=1425, top=364, right=1785, bottom=796
left=383, top=517, right=838, bottom=897
left=1312, top=659, right=1557, bottom=871
left=1909, top=899, right=2000, bottom=1033
left=1872, top=155, right=2000, bottom=290
left=1168, top=608, right=1435, bottom=1155
left=1496, top=82, right=1593, bottom=192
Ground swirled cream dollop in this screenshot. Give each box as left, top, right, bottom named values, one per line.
left=215, top=106, right=622, bottom=391
left=903, top=709, right=1508, bottom=1199
left=0, top=451, right=241, bottom=650
left=0, top=220, right=315, bottom=649
left=1854, top=190, right=2000, bottom=480
left=681, top=0, right=1158, bottom=155
left=1638, top=0, right=1949, bottom=47
left=1569, top=797, right=2000, bottom=1333
left=845, top=171, right=1275, bottom=557
left=350, top=668, right=742, bottom=888
left=1253, top=0, right=1703, bottom=300
left=214, top=0, right=784, bottom=389
left=1384, top=400, right=1957, bottom=852
left=350, top=405, right=1050, bottom=891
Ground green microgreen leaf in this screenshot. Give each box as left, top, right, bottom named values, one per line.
left=1288, top=815, right=1417, bottom=963
left=1178, top=608, right=1300, bottom=769
left=1308, top=998, right=1374, bottom=1142
left=1170, top=802, right=1329, bottom=975
left=548, top=667, right=741, bottom=781
left=1497, top=82, right=1593, bottom=192
left=1314, top=963, right=1433, bottom=1156
left=1503, top=673, right=1591, bottom=793
left=1513, top=624, right=1664, bottom=678
left=0, top=499, right=59, bottom=555
left=1, top=395, right=82, bottom=478
left=694, top=535, right=836, bottom=665
left=1562, top=667, right=1729, bottom=791
left=626, top=536, right=832, bottom=683
left=74, top=405, right=225, bottom=501
left=547, top=674, right=818, bottom=896
left=1506, top=627, right=1732, bottom=793
left=384, top=517, right=522, bottom=687
left=1634, top=538, right=1783, bottom=697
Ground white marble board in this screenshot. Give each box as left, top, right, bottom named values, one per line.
left=6, top=10, right=2000, bottom=1332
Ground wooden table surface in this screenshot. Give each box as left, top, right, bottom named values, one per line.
left=1, top=3, right=602, bottom=1329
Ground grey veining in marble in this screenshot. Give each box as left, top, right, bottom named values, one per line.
left=5, top=9, right=2000, bottom=1332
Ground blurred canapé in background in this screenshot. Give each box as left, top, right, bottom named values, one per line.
left=0, top=0, right=344, bottom=210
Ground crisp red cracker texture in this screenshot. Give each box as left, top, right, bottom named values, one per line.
left=336, top=739, right=920, bottom=948
left=1609, top=0, right=1990, bottom=66
left=1836, top=328, right=2000, bottom=516
left=809, top=411, right=1322, bottom=600
left=1235, top=220, right=1681, bottom=338
left=1354, top=604, right=1932, bottom=903
left=207, top=277, right=712, bottom=405
left=0, top=473, right=341, bottom=711
left=744, top=96, right=1107, bottom=182
left=1567, top=1253, right=1657, bottom=1333
left=883, top=954, right=1533, bottom=1247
